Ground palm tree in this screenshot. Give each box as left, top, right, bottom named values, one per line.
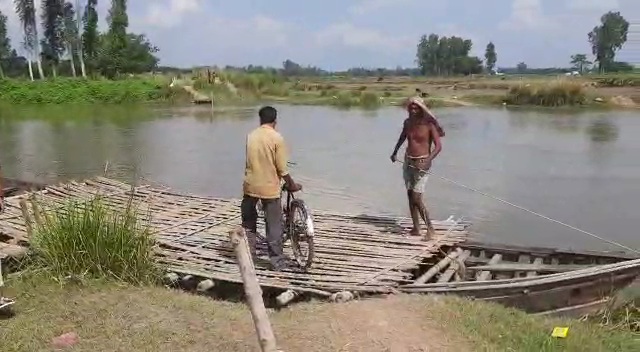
left=14, top=0, right=44, bottom=79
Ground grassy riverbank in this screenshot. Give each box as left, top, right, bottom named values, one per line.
left=0, top=72, right=637, bottom=109
left=0, top=77, right=187, bottom=104
left=1, top=276, right=638, bottom=352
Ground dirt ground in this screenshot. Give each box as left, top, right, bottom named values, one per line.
left=1, top=279, right=638, bottom=352
left=0, top=284, right=469, bottom=352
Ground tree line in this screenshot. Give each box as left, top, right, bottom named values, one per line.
left=416, top=34, right=484, bottom=76
left=0, top=0, right=159, bottom=80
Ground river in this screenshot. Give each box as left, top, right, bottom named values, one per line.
left=1, top=104, right=638, bottom=252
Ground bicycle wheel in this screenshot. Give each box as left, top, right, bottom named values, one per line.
left=287, top=199, right=315, bottom=269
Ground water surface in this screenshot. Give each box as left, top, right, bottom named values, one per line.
left=1, top=104, right=638, bottom=252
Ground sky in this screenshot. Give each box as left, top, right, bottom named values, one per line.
left=0, top=0, right=638, bottom=70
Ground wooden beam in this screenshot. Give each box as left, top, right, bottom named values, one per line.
left=527, top=258, right=544, bottom=277
left=437, top=250, right=471, bottom=283
left=476, top=254, right=502, bottom=281
left=469, top=263, right=597, bottom=273
left=228, top=227, right=279, bottom=352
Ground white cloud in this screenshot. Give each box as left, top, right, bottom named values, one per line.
left=198, top=15, right=291, bottom=49
left=348, top=0, right=416, bottom=15
left=499, top=0, right=559, bottom=32
left=565, top=0, right=620, bottom=12
left=143, top=0, right=201, bottom=28
left=314, top=23, right=413, bottom=51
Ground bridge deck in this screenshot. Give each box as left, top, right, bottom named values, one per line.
left=0, top=177, right=469, bottom=295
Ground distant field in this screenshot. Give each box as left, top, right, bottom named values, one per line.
left=295, top=73, right=639, bottom=106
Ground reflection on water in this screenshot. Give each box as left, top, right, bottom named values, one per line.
left=1, top=105, right=639, bottom=252
left=586, top=119, right=619, bottom=143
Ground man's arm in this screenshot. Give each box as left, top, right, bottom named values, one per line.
left=275, top=138, right=301, bottom=192
left=428, top=124, right=442, bottom=161
left=390, top=120, right=408, bottom=162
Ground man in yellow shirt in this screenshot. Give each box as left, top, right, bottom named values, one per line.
left=242, top=106, right=302, bottom=271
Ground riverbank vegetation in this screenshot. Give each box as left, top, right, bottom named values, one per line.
left=504, top=81, right=587, bottom=107
left=0, top=77, right=182, bottom=104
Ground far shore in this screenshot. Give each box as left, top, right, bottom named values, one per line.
left=0, top=73, right=637, bottom=110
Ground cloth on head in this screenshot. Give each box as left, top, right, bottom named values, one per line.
left=407, top=96, right=445, bottom=137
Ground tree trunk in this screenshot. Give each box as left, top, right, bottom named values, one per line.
left=75, top=0, right=87, bottom=78
left=27, top=60, right=34, bottom=81
left=52, top=64, right=58, bottom=78
left=79, top=55, right=87, bottom=78
left=68, top=45, right=77, bottom=77
left=36, top=58, right=45, bottom=79
left=0, top=63, right=4, bottom=79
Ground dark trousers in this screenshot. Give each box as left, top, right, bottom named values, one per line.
left=241, top=195, right=285, bottom=267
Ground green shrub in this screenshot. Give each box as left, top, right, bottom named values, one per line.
left=30, top=194, right=160, bottom=284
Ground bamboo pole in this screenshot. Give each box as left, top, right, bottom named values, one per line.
left=228, top=227, right=279, bottom=352
left=18, top=199, right=33, bottom=238
left=437, top=250, right=471, bottom=283
left=412, top=248, right=462, bottom=285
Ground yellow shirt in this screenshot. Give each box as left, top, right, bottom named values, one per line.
left=243, top=125, right=290, bottom=199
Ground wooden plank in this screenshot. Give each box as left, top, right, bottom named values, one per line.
left=515, top=254, right=531, bottom=278
left=460, top=240, right=639, bottom=261
left=469, top=263, right=597, bottom=273
left=527, top=258, right=544, bottom=277
left=476, top=254, right=502, bottom=281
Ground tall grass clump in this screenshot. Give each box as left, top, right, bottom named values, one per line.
left=583, top=298, right=640, bottom=333
left=360, top=92, right=381, bottom=108
left=331, top=91, right=357, bottom=108
left=505, top=81, right=586, bottom=107
left=29, top=194, right=160, bottom=284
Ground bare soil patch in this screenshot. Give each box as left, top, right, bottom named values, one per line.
left=0, top=283, right=469, bottom=352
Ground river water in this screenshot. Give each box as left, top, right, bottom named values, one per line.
left=1, top=104, right=639, bottom=252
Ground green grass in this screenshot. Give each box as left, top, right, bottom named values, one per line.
left=28, top=194, right=160, bottom=284
left=0, top=77, right=186, bottom=104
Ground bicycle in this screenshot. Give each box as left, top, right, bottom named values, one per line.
left=257, top=162, right=316, bottom=270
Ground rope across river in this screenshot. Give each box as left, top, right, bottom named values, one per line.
left=396, top=160, right=640, bottom=255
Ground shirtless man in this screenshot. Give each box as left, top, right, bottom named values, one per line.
left=390, top=96, right=443, bottom=239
